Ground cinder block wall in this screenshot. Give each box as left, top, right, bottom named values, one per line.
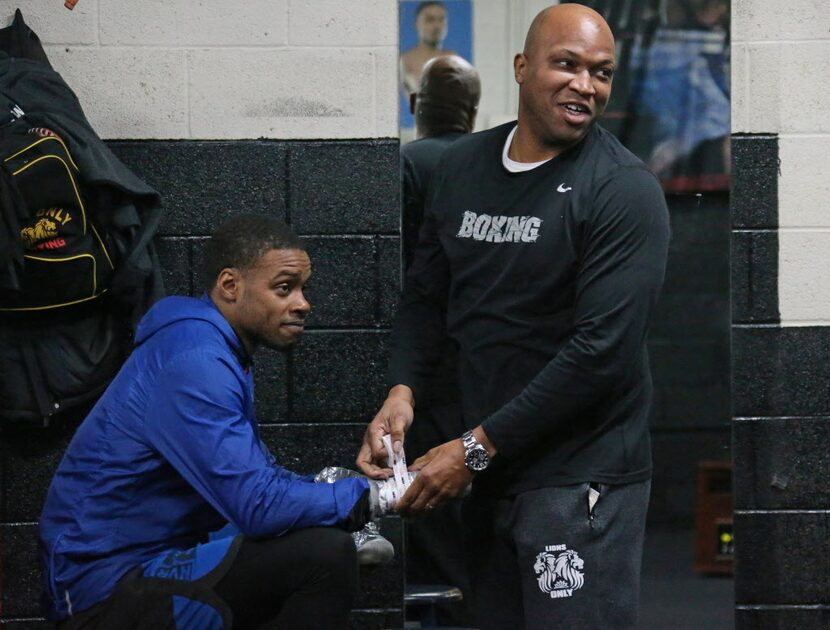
left=731, top=1, right=830, bottom=627
left=0, top=2, right=403, bottom=628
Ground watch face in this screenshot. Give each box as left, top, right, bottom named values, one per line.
left=466, top=446, right=489, bottom=472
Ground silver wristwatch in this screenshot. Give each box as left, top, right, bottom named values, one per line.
left=462, top=430, right=490, bottom=472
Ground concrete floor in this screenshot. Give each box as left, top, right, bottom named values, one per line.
left=639, top=526, right=734, bottom=630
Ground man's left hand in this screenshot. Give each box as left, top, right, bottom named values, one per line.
left=395, top=439, right=472, bottom=516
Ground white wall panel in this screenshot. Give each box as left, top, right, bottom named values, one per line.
left=2, top=2, right=397, bottom=139
left=733, top=0, right=830, bottom=43
left=288, top=0, right=396, bottom=47
left=779, top=230, right=830, bottom=325
left=779, top=136, right=830, bottom=229
left=746, top=42, right=830, bottom=135
left=45, top=45, right=188, bottom=139
left=189, top=48, right=376, bottom=139
left=100, top=0, right=289, bottom=47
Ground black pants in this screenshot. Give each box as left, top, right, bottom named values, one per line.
left=405, top=401, right=472, bottom=626
left=463, top=480, right=651, bottom=630
left=59, top=527, right=358, bottom=630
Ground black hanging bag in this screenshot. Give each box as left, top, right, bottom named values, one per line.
left=0, top=10, right=164, bottom=424
left=0, top=119, right=115, bottom=311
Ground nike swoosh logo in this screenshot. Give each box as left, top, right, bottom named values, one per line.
left=557, top=183, right=572, bottom=193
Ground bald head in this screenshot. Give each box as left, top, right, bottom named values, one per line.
left=412, top=55, right=481, bottom=138
left=510, top=4, right=616, bottom=159
left=523, top=4, right=614, bottom=58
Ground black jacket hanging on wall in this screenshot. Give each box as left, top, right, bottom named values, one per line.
left=0, top=10, right=164, bottom=422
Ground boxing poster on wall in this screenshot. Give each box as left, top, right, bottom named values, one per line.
left=399, top=1, right=473, bottom=132
left=580, top=0, right=731, bottom=192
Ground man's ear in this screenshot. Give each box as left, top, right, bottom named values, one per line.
left=514, top=52, right=527, bottom=85
left=214, top=268, right=242, bottom=303
left=466, top=106, right=478, bottom=133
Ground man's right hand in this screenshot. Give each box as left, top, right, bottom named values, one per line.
left=356, top=385, right=414, bottom=480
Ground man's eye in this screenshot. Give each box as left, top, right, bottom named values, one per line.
left=596, top=68, right=614, bottom=80
left=556, top=59, right=574, bottom=68
left=275, top=284, right=291, bottom=296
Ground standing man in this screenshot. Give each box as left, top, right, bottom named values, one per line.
left=402, top=54, right=481, bottom=268
left=359, top=4, right=670, bottom=629
left=400, top=1, right=456, bottom=96
left=400, top=53, right=480, bottom=627
left=40, top=215, right=383, bottom=630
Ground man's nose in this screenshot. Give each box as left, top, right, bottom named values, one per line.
left=293, top=291, right=311, bottom=315
left=570, top=70, right=596, bottom=96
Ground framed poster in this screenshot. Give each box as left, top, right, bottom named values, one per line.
left=577, top=0, right=731, bottom=192
left=399, top=1, right=473, bottom=132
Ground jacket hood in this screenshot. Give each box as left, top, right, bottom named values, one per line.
left=135, top=294, right=248, bottom=363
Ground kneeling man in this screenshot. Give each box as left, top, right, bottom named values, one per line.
left=39, top=215, right=377, bottom=630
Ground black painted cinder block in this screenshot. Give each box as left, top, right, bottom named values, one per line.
left=731, top=232, right=779, bottom=324
left=731, top=135, right=778, bottom=229
left=732, top=232, right=751, bottom=323
left=253, top=348, right=289, bottom=424
left=732, top=326, right=830, bottom=417
left=648, top=429, right=730, bottom=524
left=348, top=609, right=404, bottom=630
left=650, top=290, right=729, bottom=339
left=664, top=196, right=729, bottom=278
left=258, top=424, right=405, bottom=611
left=107, top=141, right=288, bottom=236
left=0, top=523, right=41, bottom=618
left=355, top=516, right=405, bottom=609
left=732, top=327, right=780, bottom=417
left=290, top=332, right=389, bottom=423
left=287, top=141, right=399, bottom=235
left=736, top=607, right=830, bottom=630
left=0, top=621, right=53, bottom=629
left=649, top=381, right=730, bottom=430
left=649, top=340, right=729, bottom=389
left=302, top=237, right=377, bottom=328
left=734, top=511, right=830, bottom=604
left=154, top=236, right=192, bottom=297
left=733, top=417, right=830, bottom=510
left=189, top=236, right=210, bottom=296
left=377, top=236, right=401, bottom=327
left=0, top=427, right=74, bottom=523
left=259, top=424, right=365, bottom=474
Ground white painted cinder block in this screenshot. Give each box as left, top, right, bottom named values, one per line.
left=779, top=230, right=830, bottom=325
left=6, top=2, right=398, bottom=140
left=473, top=0, right=517, bottom=128
left=44, top=46, right=188, bottom=139
left=732, top=0, right=830, bottom=43
left=374, top=48, right=400, bottom=137
left=99, top=0, right=288, bottom=47
left=3, top=2, right=96, bottom=46
left=288, top=0, right=396, bottom=47
left=730, top=44, right=748, bottom=133
left=746, top=42, right=830, bottom=134
left=779, top=136, right=830, bottom=229
left=189, top=48, right=378, bottom=139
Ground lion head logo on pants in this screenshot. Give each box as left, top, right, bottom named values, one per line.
left=534, top=547, right=585, bottom=599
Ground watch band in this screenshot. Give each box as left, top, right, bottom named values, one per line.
left=462, top=430, right=478, bottom=451
left=462, top=430, right=490, bottom=472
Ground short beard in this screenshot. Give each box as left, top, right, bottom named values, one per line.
left=261, top=335, right=302, bottom=353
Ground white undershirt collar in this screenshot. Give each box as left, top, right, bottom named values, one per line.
left=501, top=125, right=552, bottom=173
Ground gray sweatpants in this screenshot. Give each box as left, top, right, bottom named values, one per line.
left=462, top=479, right=650, bottom=630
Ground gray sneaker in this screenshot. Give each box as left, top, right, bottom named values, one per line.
left=314, top=467, right=396, bottom=565
left=352, top=520, right=395, bottom=566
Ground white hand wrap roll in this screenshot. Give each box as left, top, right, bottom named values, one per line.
left=378, top=434, right=416, bottom=512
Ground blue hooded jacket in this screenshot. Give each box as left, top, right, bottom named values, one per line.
left=38, top=294, right=368, bottom=620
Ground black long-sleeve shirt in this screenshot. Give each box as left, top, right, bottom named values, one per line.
left=389, top=122, right=670, bottom=495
